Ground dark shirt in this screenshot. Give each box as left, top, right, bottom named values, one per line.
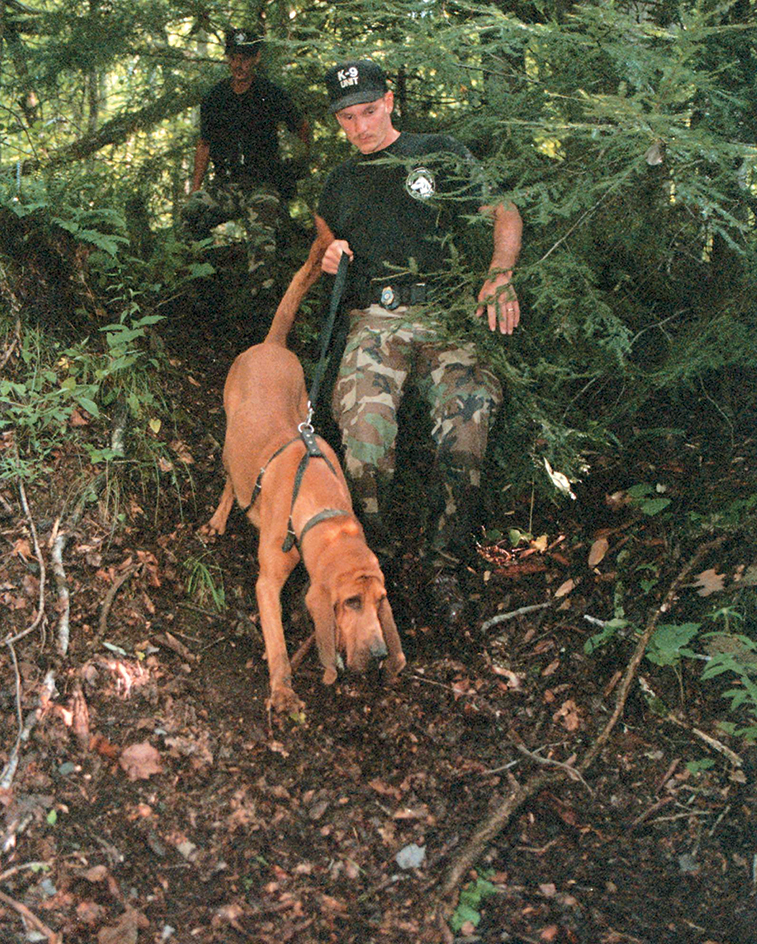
left=318, top=132, right=486, bottom=298
left=200, top=75, right=301, bottom=186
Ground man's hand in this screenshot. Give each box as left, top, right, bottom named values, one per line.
left=476, top=272, right=520, bottom=335
left=322, top=239, right=353, bottom=275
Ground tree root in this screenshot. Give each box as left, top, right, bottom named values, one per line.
left=439, top=533, right=728, bottom=900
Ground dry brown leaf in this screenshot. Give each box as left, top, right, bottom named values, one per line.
left=553, top=699, right=581, bottom=732
left=554, top=578, right=576, bottom=598
left=69, top=408, right=90, bottom=427
left=119, top=742, right=163, bottom=781
left=12, top=537, right=32, bottom=560
left=531, top=534, right=549, bottom=552
left=588, top=536, right=609, bottom=568
left=692, top=568, right=725, bottom=596
left=97, top=907, right=148, bottom=944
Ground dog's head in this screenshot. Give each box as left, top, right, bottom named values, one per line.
left=306, top=566, right=405, bottom=685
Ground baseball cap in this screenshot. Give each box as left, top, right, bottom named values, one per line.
left=325, top=60, right=388, bottom=113
left=224, top=27, right=263, bottom=55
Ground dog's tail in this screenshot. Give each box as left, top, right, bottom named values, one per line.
left=265, top=215, right=334, bottom=347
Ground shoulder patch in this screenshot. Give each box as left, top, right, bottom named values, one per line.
left=405, top=166, right=436, bottom=200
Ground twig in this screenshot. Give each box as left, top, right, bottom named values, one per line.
left=579, top=533, right=727, bottom=775
left=3, top=476, right=47, bottom=647
left=0, top=888, right=62, bottom=943
left=0, top=670, right=57, bottom=791
left=0, top=861, right=54, bottom=883
left=480, top=601, right=551, bottom=631
left=290, top=632, right=315, bottom=673
left=98, top=562, right=141, bottom=636
left=439, top=533, right=729, bottom=899
left=514, top=743, right=593, bottom=794
left=664, top=713, right=743, bottom=769
left=49, top=518, right=71, bottom=655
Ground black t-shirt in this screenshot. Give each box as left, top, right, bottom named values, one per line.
left=200, top=75, right=301, bottom=185
left=318, top=132, right=487, bottom=296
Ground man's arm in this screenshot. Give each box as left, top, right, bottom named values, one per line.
left=476, top=202, right=523, bottom=335
left=191, top=139, right=211, bottom=193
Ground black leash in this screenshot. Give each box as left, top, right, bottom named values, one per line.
left=308, top=251, right=350, bottom=412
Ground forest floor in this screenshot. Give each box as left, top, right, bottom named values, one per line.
left=1, top=264, right=756, bottom=944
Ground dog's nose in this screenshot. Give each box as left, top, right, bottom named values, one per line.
left=370, top=639, right=388, bottom=660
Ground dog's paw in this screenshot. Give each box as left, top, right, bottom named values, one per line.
left=269, top=685, right=305, bottom=716
left=197, top=520, right=224, bottom=539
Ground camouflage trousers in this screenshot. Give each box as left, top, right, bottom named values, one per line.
left=181, top=178, right=280, bottom=277
left=332, top=305, right=503, bottom=555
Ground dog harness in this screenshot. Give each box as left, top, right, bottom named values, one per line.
left=241, top=409, right=352, bottom=553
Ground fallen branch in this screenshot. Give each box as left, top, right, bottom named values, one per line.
left=49, top=518, right=71, bottom=655
left=3, top=475, right=47, bottom=648
left=0, top=670, right=57, bottom=792
left=290, top=632, right=315, bottom=673
left=480, top=601, right=551, bottom=632
left=665, top=711, right=743, bottom=769
left=98, top=562, right=141, bottom=637
left=0, top=888, right=62, bottom=944
left=439, top=533, right=729, bottom=900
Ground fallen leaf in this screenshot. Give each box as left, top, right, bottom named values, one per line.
left=554, top=578, right=576, bottom=598
left=553, top=699, right=581, bottom=732
left=170, top=439, right=194, bottom=464
left=119, top=742, right=163, bottom=781
left=531, top=534, right=549, bottom=553
left=12, top=538, right=32, bottom=560
left=692, top=568, right=725, bottom=596
left=588, top=536, right=609, bottom=568
left=77, top=900, right=105, bottom=925
left=542, top=659, right=560, bottom=677
left=97, top=907, right=148, bottom=944
left=69, top=408, right=90, bottom=427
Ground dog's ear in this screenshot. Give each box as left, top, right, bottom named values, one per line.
left=305, top=585, right=339, bottom=685
left=378, top=596, right=406, bottom=681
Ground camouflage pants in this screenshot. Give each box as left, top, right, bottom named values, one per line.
left=332, top=305, right=503, bottom=554
left=181, top=178, right=280, bottom=277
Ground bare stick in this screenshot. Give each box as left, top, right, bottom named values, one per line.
left=98, top=562, right=141, bottom=637
left=480, top=601, right=551, bottom=632
left=3, top=476, right=47, bottom=647
left=49, top=518, right=71, bottom=655
left=0, top=888, right=62, bottom=943
left=0, top=670, right=57, bottom=791
left=290, top=632, right=316, bottom=673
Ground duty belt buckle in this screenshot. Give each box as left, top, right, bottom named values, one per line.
left=379, top=285, right=400, bottom=310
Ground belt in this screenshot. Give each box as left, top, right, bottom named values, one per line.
left=366, top=281, right=428, bottom=310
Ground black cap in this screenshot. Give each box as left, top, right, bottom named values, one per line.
left=224, top=27, right=263, bottom=55
left=325, top=60, right=388, bottom=114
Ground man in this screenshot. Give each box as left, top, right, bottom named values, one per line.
left=290, top=59, right=522, bottom=611
left=182, top=27, right=310, bottom=285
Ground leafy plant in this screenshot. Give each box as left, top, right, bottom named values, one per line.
left=625, top=483, right=672, bottom=517
left=450, top=871, right=499, bottom=933
left=184, top=553, right=226, bottom=613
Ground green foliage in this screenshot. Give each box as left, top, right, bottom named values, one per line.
left=450, top=871, right=498, bottom=933
left=184, top=553, right=226, bottom=613
left=1, top=0, right=755, bottom=507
